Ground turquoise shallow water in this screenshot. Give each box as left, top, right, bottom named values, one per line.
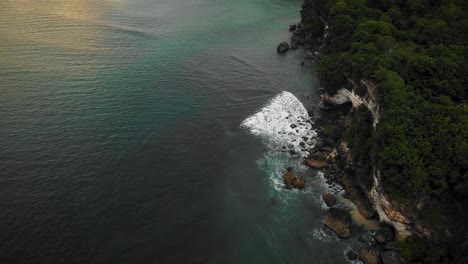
left=0, top=0, right=352, bottom=263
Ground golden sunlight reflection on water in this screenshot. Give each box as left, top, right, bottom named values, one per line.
left=0, top=0, right=123, bottom=77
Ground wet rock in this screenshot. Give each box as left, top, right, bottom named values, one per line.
left=283, top=168, right=305, bottom=190
left=375, top=232, right=386, bottom=244
left=309, top=151, right=325, bottom=160
left=302, top=137, right=309, bottom=141
left=331, top=164, right=339, bottom=172
left=358, top=234, right=370, bottom=244
left=292, top=176, right=305, bottom=189
left=290, top=124, right=297, bottom=129
left=359, top=246, right=382, bottom=264
left=292, top=28, right=304, bottom=36
left=283, top=170, right=294, bottom=190
left=306, top=159, right=328, bottom=169
left=378, top=223, right=396, bottom=243
left=339, top=175, right=376, bottom=219
left=291, top=42, right=298, bottom=50
left=322, top=193, right=337, bottom=207
left=277, top=41, right=290, bottom=53
left=323, top=208, right=352, bottom=239
left=289, top=24, right=297, bottom=31
left=291, top=35, right=305, bottom=46
left=347, top=250, right=358, bottom=261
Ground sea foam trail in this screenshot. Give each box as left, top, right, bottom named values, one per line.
left=241, top=91, right=316, bottom=156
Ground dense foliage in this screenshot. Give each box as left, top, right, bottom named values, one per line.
left=304, top=0, right=467, bottom=201
left=302, top=0, right=467, bottom=262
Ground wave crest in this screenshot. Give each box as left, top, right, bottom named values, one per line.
left=240, top=91, right=316, bottom=156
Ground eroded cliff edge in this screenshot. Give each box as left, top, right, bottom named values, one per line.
left=299, top=0, right=468, bottom=263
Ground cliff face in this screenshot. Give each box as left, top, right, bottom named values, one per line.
left=321, top=77, right=421, bottom=239
left=370, top=170, right=413, bottom=239
left=301, top=0, right=416, bottom=239
left=322, top=79, right=380, bottom=127
left=301, top=0, right=468, bottom=262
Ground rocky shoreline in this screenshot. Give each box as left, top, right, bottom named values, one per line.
left=277, top=22, right=405, bottom=264
left=309, top=105, right=403, bottom=264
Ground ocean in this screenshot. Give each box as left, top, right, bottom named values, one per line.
left=0, top=0, right=354, bottom=263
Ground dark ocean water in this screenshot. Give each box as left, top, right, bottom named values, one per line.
left=0, top=0, right=355, bottom=263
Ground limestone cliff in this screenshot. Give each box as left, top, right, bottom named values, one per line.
left=321, top=80, right=417, bottom=239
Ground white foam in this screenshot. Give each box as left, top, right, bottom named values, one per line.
left=241, top=91, right=316, bottom=156
left=309, top=228, right=338, bottom=243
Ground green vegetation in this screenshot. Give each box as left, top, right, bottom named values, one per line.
left=395, top=236, right=447, bottom=264
left=302, top=0, right=468, bottom=262
left=306, top=0, right=468, bottom=201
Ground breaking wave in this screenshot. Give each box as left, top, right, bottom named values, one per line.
left=240, top=91, right=317, bottom=157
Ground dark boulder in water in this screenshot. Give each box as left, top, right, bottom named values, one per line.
left=347, top=250, right=358, bottom=260
left=322, top=193, right=337, bottom=207
left=291, top=42, right=298, bottom=50
left=306, top=159, right=328, bottom=169
left=375, top=223, right=396, bottom=245
left=283, top=170, right=295, bottom=190
left=283, top=168, right=305, bottom=190
left=277, top=41, right=290, bottom=53
left=323, top=208, right=352, bottom=238
left=290, top=124, right=297, bottom=129
left=359, top=246, right=382, bottom=264
left=289, top=24, right=296, bottom=31
left=292, top=176, right=305, bottom=189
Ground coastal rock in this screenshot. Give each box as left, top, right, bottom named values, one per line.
left=309, top=151, right=325, bottom=160
left=340, top=175, right=376, bottom=219
left=358, top=233, right=371, bottom=244
left=283, top=168, right=305, bottom=190
left=306, top=159, right=328, bottom=169
left=277, top=41, right=290, bottom=53
left=289, top=24, right=297, bottom=31
left=359, top=246, right=382, bottom=264
left=322, top=193, right=337, bottom=207
left=375, top=232, right=386, bottom=244
left=347, top=250, right=358, bottom=261
left=291, top=34, right=305, bottom=45
left=292, top=176, right=305, bottom=189
left=374, top=224, right=395, bottom=245
left=323, top=208, right=352, bottom=239
left=291, top=42, right=298, bottom=50
left=283, top=168, right=295, bottom=189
